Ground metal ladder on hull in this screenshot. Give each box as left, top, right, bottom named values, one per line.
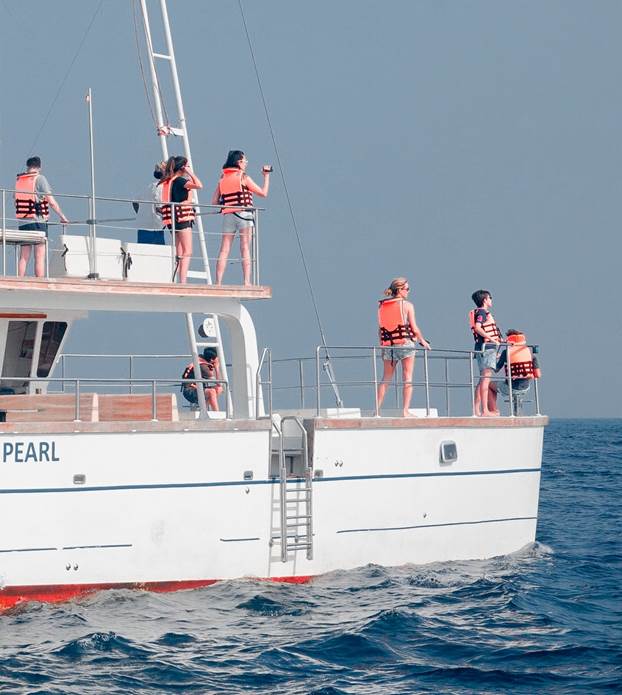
left=138, top=0, right=232, bottom=416
left=272, top=416, right=313, bottom=561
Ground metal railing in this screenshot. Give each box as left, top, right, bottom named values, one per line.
left=0, top=187, right=265, bottom=285
left=0, top=375, right=230, bottom=422
left=252, top=344, right=542, bottom=419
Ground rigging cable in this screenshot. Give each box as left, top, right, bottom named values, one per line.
left=237, top=0, right=342, bottom=406
left=133, top=0, right=171, bottom=130
left=132, top=0, right=157, bottom=130
left=27, top=0, right=105, bottom=155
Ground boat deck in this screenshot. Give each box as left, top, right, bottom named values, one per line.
left=0, top=276, right=271, bottom=312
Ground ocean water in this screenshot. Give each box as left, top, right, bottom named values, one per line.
left=0, top=419, right=620, bottom=694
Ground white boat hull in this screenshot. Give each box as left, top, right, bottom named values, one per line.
left=0, top=417, right=544, bottom=607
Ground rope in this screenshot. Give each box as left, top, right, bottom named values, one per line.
left=27, top=0, right=105, bottom=155
left=237, top=0, right=330, bottom=351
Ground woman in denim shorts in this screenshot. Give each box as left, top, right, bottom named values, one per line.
left=376, top=277, right=431, bottom=417
left=213, top=150, right=271, bottom=286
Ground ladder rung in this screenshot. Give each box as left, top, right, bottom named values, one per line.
left=286, top=543, right=312, bottom=550
left=286, top=514, right=311, bottom=520
left=286, top=522, right=310, bottom=528
left=153, top=52, right=172, bottom=61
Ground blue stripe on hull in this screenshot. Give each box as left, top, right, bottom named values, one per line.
left=0, top=466, right=540, bottom=495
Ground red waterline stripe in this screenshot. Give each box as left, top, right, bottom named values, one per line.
left=0, top=575, right=313, bottom=610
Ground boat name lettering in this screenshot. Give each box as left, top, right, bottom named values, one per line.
left=2, top=441, right=60, bottom=464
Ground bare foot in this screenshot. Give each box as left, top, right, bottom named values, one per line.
left=482, top=411, right=497, bottom=417
left=402, top=411, right=418, bottom=418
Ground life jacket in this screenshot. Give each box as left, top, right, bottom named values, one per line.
left=14, top=172, right=49, bottom=220
left=505, top=334, right=541, bottom=379
left=159, top=177, right=195, bottom=227
left=181, top=358, right=215, bottom=390
left=378, top=298, right=415, bottom=346
left=218, top=168, right=253, bottom=214
left=469, top=308, right=502, bottom=343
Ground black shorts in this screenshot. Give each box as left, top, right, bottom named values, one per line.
left=19, top=222, right=48, bottom=237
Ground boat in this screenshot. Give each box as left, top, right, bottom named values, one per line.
left=0, top=1, right=547, bottom=609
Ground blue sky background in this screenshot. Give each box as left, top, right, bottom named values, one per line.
left=0, top=0, right=620, bottom=417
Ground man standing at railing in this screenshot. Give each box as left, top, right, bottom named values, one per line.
left=14, top=156, right=68, bottom=278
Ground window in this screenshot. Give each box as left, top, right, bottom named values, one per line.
left=37, top=322, right=68, bottom=378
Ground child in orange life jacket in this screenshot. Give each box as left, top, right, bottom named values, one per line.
left=470, top=289, right=502, bottom=417
left=181, top=347, right=223, bottom=410
left=495, top=329, right=541, bottom=394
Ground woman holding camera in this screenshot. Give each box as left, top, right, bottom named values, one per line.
left=159, top=155, right=203, bottom=283
left=212, top=150, right=271, bottom=286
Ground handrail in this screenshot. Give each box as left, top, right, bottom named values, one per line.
left=255, top=347, right=272, bottom=420
left=0, top=187, right=265, bottom=285
left=0, top=375, right=231, bottom=421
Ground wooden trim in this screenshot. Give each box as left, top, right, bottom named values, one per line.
left=0, top=276, right=271, bottom=300
left=0, top=312, right=47, bottom=319
left=0, top=418, right=272, bottom=435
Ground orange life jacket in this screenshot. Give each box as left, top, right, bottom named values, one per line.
left=159, top=177, right=195, bottom=227
left=505, top=334, right=541, bottom=379
left=218, top=168, right=254, bottom=214
left=378, top=298, right=415, bottom=346
left=181, top=358, right=215, bottom=390
left=469, top=308, right=501, bottom=343
left=14, top=172, right=49, bottom=220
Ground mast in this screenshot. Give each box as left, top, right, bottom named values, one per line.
left=138, top=0, right=232, bottom=416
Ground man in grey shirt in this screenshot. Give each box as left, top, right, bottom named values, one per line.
left=14, top=156, right=68, bottom=277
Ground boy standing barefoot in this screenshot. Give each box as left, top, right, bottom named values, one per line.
left=470, top=290, right=502, bottom=416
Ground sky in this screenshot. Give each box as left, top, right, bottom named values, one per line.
left=0, top=0, right=620, bottom=417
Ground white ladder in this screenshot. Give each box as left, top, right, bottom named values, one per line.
left=274, top=416, right=313, bottom=562
left=138, top=0, right=232, bottom=416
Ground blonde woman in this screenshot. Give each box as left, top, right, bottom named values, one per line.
left=377, top=277, right=430, bottom=416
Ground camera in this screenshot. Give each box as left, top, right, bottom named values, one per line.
left=262, top=165, right=273, bottom=173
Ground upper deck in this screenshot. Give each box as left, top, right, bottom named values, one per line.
left=0, top=187, right=270, bottom=308
left=0, top=276, right=271, bottom=313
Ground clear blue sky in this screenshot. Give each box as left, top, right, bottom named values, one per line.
left=1, top=0, right=620, bottom=417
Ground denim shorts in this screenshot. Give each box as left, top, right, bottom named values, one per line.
left=19, top=222, right=48, bottom=238
left=476, top=344, right=498, bottom=372
left=381, top=341, right=417, bottom=362
left=223, top=212, right=255, bottom=233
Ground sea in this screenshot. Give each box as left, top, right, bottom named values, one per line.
left=0, top=419, right=620, bottom=694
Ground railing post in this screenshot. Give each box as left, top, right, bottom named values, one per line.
left=151, top=379, right=158, bottom=421
left=423, top=348, right=431, bottom=416
left=2, top=189, right=6, bottom=276
left=298, top=359, right=305, bottom=408
left=469, top=351, right=476, bottom=416
left=61, top=355, right=66, bottom=393
left=267, top=348, right=273, bottom=419
left=315, top=346, right=321, bottom=416
left=254, top=208, right=260, bottom=285
left=372, top=346, right=379, bottom=417
left=171, top=205, right=177, bottom=281
left=507, top=344, right=514, bottom=417
left=534, top=371, right=541, bottom=415
left=74, top=379, right=81, bottom=422
left=444, top=357, right=450, bottom=417
left=129, top=355, right=134, bottom=394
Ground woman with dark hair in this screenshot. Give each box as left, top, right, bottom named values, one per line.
left=212, top=150, right=271, bottom=285
left=376, top=277, right=431, bottom=417
left=159, top=155, right=202, bottom=283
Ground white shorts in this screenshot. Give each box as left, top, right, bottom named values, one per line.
left=222, top=212, right=255, bottom=234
